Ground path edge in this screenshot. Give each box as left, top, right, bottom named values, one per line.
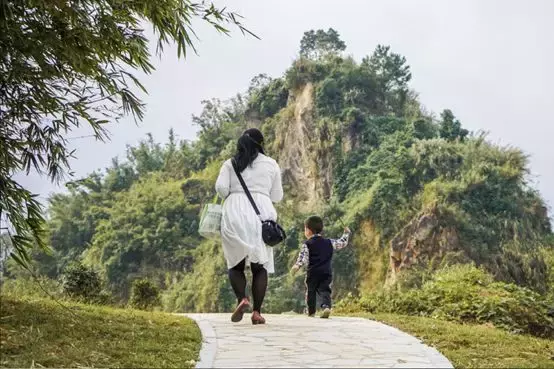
left=184, top=314, right=217, bottom=369
left=352, top=316, right=454, bottom=368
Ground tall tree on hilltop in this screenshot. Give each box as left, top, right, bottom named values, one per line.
left=439, top=109, right=469, bottom=141
left=364, top=45, right=412, bottom=91
left=300, top=28, right=347, bottom=60
left=0, top=0, right=255, bottom=267
left=363, top=45, right=412, bottom=114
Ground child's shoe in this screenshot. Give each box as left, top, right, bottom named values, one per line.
left=320, top=306, right=331, bottom=319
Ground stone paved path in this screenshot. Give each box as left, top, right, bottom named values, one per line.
left=185, top=313, right=453, bottom=368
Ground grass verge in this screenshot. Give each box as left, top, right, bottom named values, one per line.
left=0, top=296, right=201, bottom=368
left=352, top=312, right=554, bottom=368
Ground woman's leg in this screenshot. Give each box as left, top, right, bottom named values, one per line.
left=250, top=262, right=268, bottom=312
left=228, top=258, right=247, bottom=304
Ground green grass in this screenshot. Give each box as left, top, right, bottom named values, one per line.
left=351, top=312, right=554, bottom=368
left=0, top=296, right=201, bottom=368
left=2, top=293, right=553, bottom=369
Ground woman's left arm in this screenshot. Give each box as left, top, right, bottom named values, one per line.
left=270, top=162, right=284, bottom=203
left=215, top=161, right=231, bottom=198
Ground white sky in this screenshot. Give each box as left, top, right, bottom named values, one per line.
left=16, top=0, right=554, bottom=217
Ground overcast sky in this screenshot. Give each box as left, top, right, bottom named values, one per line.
left=16, top=0, right=554, bottom=216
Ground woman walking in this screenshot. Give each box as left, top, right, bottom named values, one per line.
left=215, top=128, right=283, bottom=324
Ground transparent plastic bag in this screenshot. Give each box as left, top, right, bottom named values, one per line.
left=198, top=196, right=222, bottom=239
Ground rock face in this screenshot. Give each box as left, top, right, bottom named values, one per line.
left=270, top=84, right=463, bottom=288
left=276, top=83, right=334, bottom=211
left=388, top=206, right=461, bottom=284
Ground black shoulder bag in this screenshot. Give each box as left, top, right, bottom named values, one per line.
left=231, top=159, right=286, bottom=247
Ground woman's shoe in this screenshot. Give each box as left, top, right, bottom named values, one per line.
left=251, top=311, right=266, bottom=325
left=320, top=307, right=331, bottom=319
left=231, top=298, right=251, bottom=322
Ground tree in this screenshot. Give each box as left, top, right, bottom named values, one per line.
left=247, top=75, right=288, bottom=119
left=439, top=109, right=469, bottom=141
left=299, top=28, right=346, bottom=59
left=126, top=133, right=165, bottom=176
left=192, top=96, right=247, bottom=169
left=363, top=45, right=412, bottom=92
left=0, top=0, right=255, bottom=267
left=84, top=173, right=199, bottom=298
left=362, top=45, right=412, bottom=113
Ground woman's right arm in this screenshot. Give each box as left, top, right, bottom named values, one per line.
left=215, top=161, right=231, bottom=198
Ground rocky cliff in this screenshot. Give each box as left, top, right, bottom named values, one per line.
left=269, top=83, right=334, bottom=212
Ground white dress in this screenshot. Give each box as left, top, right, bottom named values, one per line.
left=215, top=154, right=283, bottom=273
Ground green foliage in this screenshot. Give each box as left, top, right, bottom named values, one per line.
left=338, top=264, right=554, bottom=338
left=535, top=241, right=554, bottom=301
left=362, top=45, right=412, bottom=113
left=316, top=78, right=343, bottom=116
left=363, top=45, right=412, bottom=92
left=84, top=173, right=199, bottom=298
left=129, top=278, right=161, bottom=311
left=300, top=28, right=346, bottom=60
left=439, top=109, right=469, bottom=141
left=14, top=29, right=551, bottom=323
left=1, top=275, right=63, bottom=301
left=247, top=74, right=289, bottom=119
left=61, top=262, right=102, bottom=303
left=337, top=128, right=551, bottom=288
left=412, top=119, right=438, bottom=140
left=42, top=179, right=107, bottom=277
left=0, top=0, right=253, bottom=268
left=0, top=296, right=201, bottom=368
left=192, top=96, right=249, bottom=169
left=285, top=58, right=329, bottom=91
left=264, top=274, right=306, bottom=314
left=162, top=240, right=235, bottom=313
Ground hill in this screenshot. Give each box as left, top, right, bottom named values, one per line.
left=3, top=29, right=553, bottom=329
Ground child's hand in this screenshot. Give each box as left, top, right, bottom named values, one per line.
left=344, top=226, right=351, bottom=233
left=291, top=264, right=300, bottom=274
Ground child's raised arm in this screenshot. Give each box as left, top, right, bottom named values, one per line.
left=331, top=227, right=351, bottom=250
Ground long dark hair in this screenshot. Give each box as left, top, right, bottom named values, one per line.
left=233, top=128, right=265, bottom=172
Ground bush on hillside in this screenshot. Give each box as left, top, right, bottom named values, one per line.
left=337, top=264, right=554, bottom=338
left=541, top=244, right=554, bottom=301
left=129, top=278, right=161, bottom=310
left=1, top=275, right=62, bottom=300
left=61, top=262, right=103, bottom=303
left=285, top=58, right=329, bottom=90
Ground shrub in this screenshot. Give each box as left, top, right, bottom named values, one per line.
left=248, top=78, right=289, bottom=119
left=129, top=279, right=161, bottom=310
left=1, top=275, right=62, bottom=300
left=285, top=58, right=328, bottom=90
left=315, top=77, right=343, bottom=116
left=61, top=262, right=102, bottom=303
left=342, top=264, right=554, bottom=338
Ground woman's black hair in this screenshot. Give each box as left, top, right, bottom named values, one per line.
left=233, top=128, right=265, bottom=172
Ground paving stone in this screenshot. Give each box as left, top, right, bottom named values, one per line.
left=184, top=313, right=453, bottom=368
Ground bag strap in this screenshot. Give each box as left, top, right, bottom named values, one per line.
left=212, top=194, right=223, bottom=205
left=231, top=158, right=262, bottom=218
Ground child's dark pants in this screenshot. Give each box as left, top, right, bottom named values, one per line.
left=305, top=272, right=332, bottom=315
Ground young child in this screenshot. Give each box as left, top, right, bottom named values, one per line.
left=291, top=215, right=351, bottom=318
